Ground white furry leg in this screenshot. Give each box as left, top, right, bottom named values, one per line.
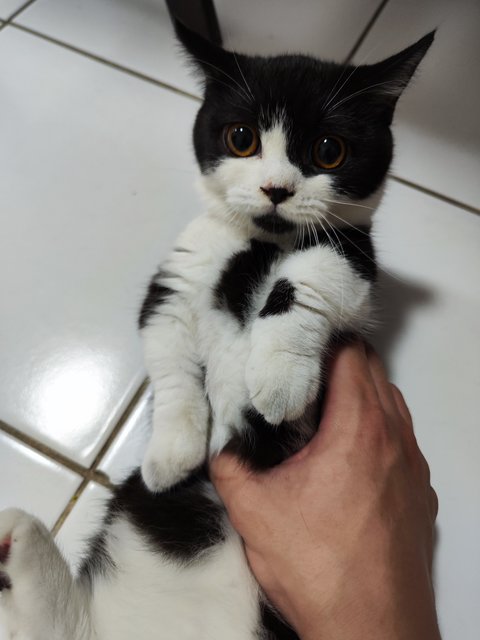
left=0, top=509, right=91, bottom=640
left=246, top=244, right=372, bottom=424
left=141, top=301, right=209, bottom=492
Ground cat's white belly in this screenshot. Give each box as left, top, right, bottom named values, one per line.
left=91, top=518, right=260, bottom=640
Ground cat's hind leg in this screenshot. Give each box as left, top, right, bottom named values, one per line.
left=0, top=509, right=91, bottom=640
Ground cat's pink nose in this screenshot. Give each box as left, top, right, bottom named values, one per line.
left=260, top=186, right=295, bottom=205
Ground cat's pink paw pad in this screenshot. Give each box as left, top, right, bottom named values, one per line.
left=0, top=536, right=11, bottom=564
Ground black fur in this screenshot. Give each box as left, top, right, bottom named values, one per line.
left=79, top=529, right=116, bottom=585
left=253, top=212, right=296, bottom=234
left=214, top=239, right=281, bottom=324
left=329, top=226, right=377, bottom=281
left=294, top=225, right=376, bottom=281
left=260, top=278, right=296, bottom=317
left=0, top=572, right=11, bottom=592
left=260, top=604, right=300, bottom=640
left=225, top=408, right=316, bottom=470
left=138, top=272, right=175, bottom=329
left=107, top=468, right=225, bottom=565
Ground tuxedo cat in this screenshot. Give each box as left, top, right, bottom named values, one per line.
left=0, top=20, right=433, bottom=640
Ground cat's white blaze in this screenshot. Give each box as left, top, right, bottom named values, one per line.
left=92, top=519, right=260, bottom=640
left=200, top=121, right=340, bottom=230
left=257, top=124, right=301, bottom=193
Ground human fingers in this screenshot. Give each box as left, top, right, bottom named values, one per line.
left=364, top=346, right=399, bottom=419
left=320, top=339, right=380, bottom=430
left=390, top=384, right=413, bottom=426
left=209, top=451, right=255, bottom=507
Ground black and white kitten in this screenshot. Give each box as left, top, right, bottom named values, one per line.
left=0, top=21, right=433, bottom=640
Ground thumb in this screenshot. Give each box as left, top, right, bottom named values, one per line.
left=209, top=451, right=254, bottom=506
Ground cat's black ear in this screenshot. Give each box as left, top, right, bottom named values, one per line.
left=173, top=17, right=235, bottom=84
left=362, top=31, right=435, bottom=121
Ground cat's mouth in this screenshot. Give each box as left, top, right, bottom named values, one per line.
left=253, top=211, right=296, bottom=234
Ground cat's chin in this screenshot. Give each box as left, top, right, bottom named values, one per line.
left=253, top=211, right=296, bottom=234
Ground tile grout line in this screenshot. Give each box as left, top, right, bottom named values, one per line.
left=344, top=0, right=391, bottom=64
left=9, top=22, right=201, bottom=102
left=51, top=477, right=89, bottom=537
left=50, top=378, right=150, bottom=535
left=0, top=377, right=149, bottom=489
left=6, top=0, right=38, bottom=23
left=390, top=174, right=480, bottom=216
left=88, top=377, right=150, bottom=473
left=4, top=5, right=478, bottom=219
left=0, top=418, right=102, bottom=480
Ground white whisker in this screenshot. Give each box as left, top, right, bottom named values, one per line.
left=195, top=57, right=252, bottom=102
left=232, top=51, right=255, bottom=102
left=327, top=80, right=392, bottom=114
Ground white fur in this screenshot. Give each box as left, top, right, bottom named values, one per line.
left=0, top=509, right=260, bottom=640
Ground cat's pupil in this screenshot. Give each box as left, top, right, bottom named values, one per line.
left=318, top=137, right=342, bottom=165
left=231, top=126, right=254, bottom=152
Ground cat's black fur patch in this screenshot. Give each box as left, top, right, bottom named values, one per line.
left=108, top=468, right=225, bottom=564
left=138, top=272, right=175, bottom=329
left=259, top=278, right=296, bottom=317
left=294, top=225, right=376, bottom=281
left=0, top=572, right=12, bottom=592
left=253, top=212, right=296, bottom=234
left=331, top=226, right=377, bottom=281
left=260, top=604, right=300, bottom=640
left=79, top=529, right=116, bottom=585
left=225, top=408, right=315, bottom=470
left=214, top=239, right=281, bottom=324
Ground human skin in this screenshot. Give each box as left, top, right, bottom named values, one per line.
left=210, top=341, right=441, bottom=640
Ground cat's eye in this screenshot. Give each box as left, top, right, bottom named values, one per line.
left=312, top=136, right=346, bottom=170
left=224, top=124, right=259, bottom=157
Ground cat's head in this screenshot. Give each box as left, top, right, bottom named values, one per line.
left=175, top=20, right=433, bottom=234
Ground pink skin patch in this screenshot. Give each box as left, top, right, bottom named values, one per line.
left=0, top=536, right=11, bottom=564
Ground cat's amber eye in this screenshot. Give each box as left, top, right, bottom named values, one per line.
left=313, top=136, right=346, bottom=170
left=224, top=124, right=259, bottom=157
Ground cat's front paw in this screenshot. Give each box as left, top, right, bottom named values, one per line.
left=246, top=346, right=321, bottom=425
left=141, top=400, right=209, bottom=492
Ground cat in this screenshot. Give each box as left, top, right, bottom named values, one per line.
left=0, top=19, right=433, bottom=640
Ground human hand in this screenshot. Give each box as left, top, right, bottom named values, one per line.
left=210, top=341, right=440, bottom=640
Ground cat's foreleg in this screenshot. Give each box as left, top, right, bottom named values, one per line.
left=0, top=509, right=91, bottom=640
left=141, top=290, right=209, bottom=491
left=246, top=245, right=373, bottom=425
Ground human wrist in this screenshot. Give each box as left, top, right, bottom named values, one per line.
left=293, top=578, right=441, bottom=640
left=266, top=561, right=441, bottom=640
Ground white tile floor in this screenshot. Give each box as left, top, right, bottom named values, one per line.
left=0, top=1, right=479, bottom=638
